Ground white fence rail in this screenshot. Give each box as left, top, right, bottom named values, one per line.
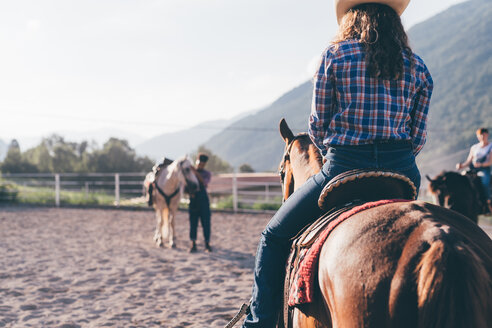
left=0, top=172, right=282, bottom=212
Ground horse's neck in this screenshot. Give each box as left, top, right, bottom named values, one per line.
left=292, top=145, right=322, bottom=189
left=157, top=162, right=181, bottom=192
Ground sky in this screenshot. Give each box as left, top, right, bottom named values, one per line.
left=0, top=0, right=467, bottom=148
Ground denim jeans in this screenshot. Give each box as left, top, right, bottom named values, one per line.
left=476, top=167, right=491, bottom=200
left=242, top=142, right=420, bottom=327
left=189, top=189, right=211, bottom=243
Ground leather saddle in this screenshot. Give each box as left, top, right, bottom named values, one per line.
left=318, top=169, right=417, bottom=211
left=281, top=169, right=417, bottom=327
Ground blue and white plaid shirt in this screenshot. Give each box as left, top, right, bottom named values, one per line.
left=308, top=39, right=433, bottom=156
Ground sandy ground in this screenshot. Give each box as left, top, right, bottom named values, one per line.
left=0, top=207, right=270, bottom=328
left=0, top=206, right=491, bottom=328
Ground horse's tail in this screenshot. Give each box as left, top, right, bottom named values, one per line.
left=415, top=240, right=492, bottom=328
left=161, top=207, right=170, bottom=240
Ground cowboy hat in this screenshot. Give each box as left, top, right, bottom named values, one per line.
left=335, top=0, right=410, bottom=24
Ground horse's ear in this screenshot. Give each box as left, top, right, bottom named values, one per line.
left=425, top=175, right=434, bottom=182
left=279, top=118, right=295, bottom=144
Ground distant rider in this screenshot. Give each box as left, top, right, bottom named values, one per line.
left=457, top=127, right=492, bottom=213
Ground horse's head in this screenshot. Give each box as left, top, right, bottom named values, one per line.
left=176, top=157, right=200, bottom=194
left=278, top=118, right=322, bottom=202
left=426, top=172, right=450, bottom=207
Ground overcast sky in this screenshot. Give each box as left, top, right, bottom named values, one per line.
left=0, top=0, right=466, bottom=147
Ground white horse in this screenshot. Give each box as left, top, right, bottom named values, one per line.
left=144, top=156, right=199, bottom=248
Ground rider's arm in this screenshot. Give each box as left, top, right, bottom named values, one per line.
left=457, top=149, right=473, bottom=169
left=410, top=63, right=433, bottom=156
left=308, top=48, right=335, bottom=157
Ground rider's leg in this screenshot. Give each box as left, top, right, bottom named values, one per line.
left=242, top=170, right=330, bottom=327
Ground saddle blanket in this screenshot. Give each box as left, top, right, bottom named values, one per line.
left=288, top=199, right=411, bottom=306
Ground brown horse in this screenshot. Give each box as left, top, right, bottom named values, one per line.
left=278, top=119, right=492, bottom=328
left=426, top=171, right=486, bottom=223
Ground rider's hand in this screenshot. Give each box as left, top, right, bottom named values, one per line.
left=456, top=163, right=462, bottom=170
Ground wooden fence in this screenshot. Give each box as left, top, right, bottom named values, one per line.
left=0, top=172, right=282, bottom=212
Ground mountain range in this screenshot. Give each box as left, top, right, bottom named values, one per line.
left=201, top=0, right=492, bottom=172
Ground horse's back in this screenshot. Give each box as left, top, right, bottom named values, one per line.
left=315, top=201, right=492, bottom=328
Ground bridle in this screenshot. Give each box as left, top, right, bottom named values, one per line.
left=278, top=134, right=309, bottom=200
left=178, top=160, right=199, bottom=191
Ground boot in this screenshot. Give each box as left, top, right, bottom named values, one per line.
left=205, top=242, right=212, bottom=252
left=189, top=241, right=197, bottom=253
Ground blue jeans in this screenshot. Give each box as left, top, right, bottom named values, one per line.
left=189, top=189, right=211, bottom=243
left=242, top=142, right=420, bottom=327
left=477, top=167, right=491, bottom=200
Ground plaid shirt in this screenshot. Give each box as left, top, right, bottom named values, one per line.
left=309, top=39, right=433, bottom=156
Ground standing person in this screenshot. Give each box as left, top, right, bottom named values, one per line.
left=189, top=153, right=213, bottom=253
left=240, top=1, right=433, bottom=326
left=456, top=128, right=492, bottom=212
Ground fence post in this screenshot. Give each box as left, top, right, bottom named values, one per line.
left=115, top=173, right=120, bottom=207
left=85, top=182, right=89, bottom=199
left=232, top=170, right=238, bottom=213
left=55, top=174, right=60, bottom=207
left=265, top=183, right=270, bottom=202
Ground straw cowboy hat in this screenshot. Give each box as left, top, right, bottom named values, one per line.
left=335, top=0, right=410, bottom=24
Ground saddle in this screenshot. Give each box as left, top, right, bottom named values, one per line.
left=147, top=157, right=174, bottom=206
left=281, top=169, right=416, bottom=327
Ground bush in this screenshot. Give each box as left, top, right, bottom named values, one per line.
left=0, top=181, right=19, bottom=202
left=252, top=201, right=281, bottom=211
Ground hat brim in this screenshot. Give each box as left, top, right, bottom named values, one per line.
left=335, top=0, right=410, bottom=24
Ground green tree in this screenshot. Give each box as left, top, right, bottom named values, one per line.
left=89, top=138, right=153, bottom=172
left=0, top=140, right=38, bottom=173
left=192, top=146, right=233, bottom=173
left=239, top=163, right=255, bottom=173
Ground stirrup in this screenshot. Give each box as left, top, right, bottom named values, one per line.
left=224, top=302, right=250, bottom=328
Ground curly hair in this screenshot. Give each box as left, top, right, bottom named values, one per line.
left=333, top=3, right=412, bottom=79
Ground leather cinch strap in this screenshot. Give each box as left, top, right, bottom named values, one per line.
left=154, top=182, right=180, bottom=207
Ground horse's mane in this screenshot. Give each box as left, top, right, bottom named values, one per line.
left=295, top=133, right=323, bottom=168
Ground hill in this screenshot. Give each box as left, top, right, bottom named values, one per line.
left=135, top=112, right=262, bottom=161
left=204, top=0, right=492, bottom=172
left=204, top=82, right=312, bottom=171
left=409, top=0, right=492, bottom=169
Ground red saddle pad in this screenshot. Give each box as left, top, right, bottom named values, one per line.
left=288, top=199, right=411, bottom=306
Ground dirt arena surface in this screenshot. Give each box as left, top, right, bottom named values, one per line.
left=1, top=206, right=491, bottom=328
left=0, top=207, right=270, bottom=328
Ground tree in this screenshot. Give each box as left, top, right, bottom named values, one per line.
left=192, top=146, right=233, bottom=173
left=239, top=163, right=255, bottom=173
left=89, top=138, right=153, bottom=173
left=0, top=140, right=38, bottom=173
